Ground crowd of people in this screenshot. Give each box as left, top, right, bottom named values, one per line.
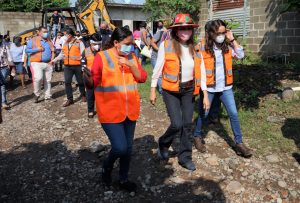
left=0, top=12, right=253, bottom=194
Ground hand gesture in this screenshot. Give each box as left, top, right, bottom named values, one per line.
left=150, top=88, right=156, bottom=105
left=203, top=95, right=210, bottom=112
left=39, top=46, right=45, bottom=52
left=118, top=56, right=131, bottom=67
left=225, top=29, right=235, bottom=41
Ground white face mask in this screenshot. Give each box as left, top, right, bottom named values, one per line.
left=92, top=45, right=100, bottom=51
left=215, top=34, right=225, bottom=44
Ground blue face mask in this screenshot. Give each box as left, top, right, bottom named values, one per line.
left=42, top=33, right=48, bottom=39
left=120, top=44, right=132, bottom=56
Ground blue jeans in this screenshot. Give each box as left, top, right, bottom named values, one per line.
left=52, top=24, right=59, bottom=38
left=0, top=67, right=10, bottom=105
left=86, top=88, right=95, bottom=113
left=101, top=118, right=136, bottom=181
left=151, top=53, right=163, bottom=94
left=194, top=88, right=243, bottom=144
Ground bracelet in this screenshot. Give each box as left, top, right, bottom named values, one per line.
left=230, top=39, right=235, bottom=43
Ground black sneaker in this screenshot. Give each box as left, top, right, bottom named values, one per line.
left=178, top=160, right=196, bottom=171
left=157, top=141, right=169, bottom=160
left=101, top=168, right=112, bottom=187
left=119, top=180, right=137, bottom=193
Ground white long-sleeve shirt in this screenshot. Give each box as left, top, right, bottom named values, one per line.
left=205, top=44, right=244, bottom=92
left=151, top=41, right=207, bottom=90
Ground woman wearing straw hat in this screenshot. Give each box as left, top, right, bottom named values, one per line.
left=150, top=14, right=210, bottom=171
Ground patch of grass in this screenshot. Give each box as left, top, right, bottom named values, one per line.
left=138, top=63, right=300, bottom=156
left=220, top=97, right=300, bottom=155
left=138, top=63, right=165, bottom=110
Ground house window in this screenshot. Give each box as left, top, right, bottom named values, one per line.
left=213, top=0, right=244, bottom=11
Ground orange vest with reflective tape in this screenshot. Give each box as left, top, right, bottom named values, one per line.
left=30, top=37, right=54, bottom=62
left=94, top=48, right=140, bottom=123
left=62, top=39, right=81, bottom=65
left=85, top=46, right=95, bottom=70
left=200, top=40, right=233, bottom=87
left=161, top=39, right=202, bottom=95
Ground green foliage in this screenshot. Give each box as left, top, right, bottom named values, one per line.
left=0, top=0, right=69, bottom=12
left=234, top=39, right=264, bottom=66
left=280, top=0, right=300, bottom=13
left=224, top=19, right=240, bottom=30
left=76, top=0, right=92, bottom=10
left=143, top=0, right=201, bottom=22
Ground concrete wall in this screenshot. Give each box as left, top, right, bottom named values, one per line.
left=248, top=0, right=300, bottom=58
left=0, top=12, right=42, bottom=38
left=199, top=0, right=300, bottom=59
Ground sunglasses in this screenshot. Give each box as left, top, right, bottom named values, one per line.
left=216, top=31, right=226, bottom=35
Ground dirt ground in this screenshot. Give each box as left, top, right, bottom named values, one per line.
left=0, top=71, right=299, bottom=203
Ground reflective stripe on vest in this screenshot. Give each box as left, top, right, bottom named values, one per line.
left=63, top=40, right=81, bottom=65
left=30, top=37, right=42, bottom=62
left=95, top=84, right=137, bottom=92
left=201, top=47, right=233, bottom=87
left=103, top=50, right=114, bottom=69
left=162, top=39, right=202, bottom=95
left=95, top=48, right=140, bottom=123
left=163, top=72, right=178, bottom=81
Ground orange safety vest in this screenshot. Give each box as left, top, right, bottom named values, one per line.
left=30, top=37, right=54, bottom=62
left=84, top=46, right=95, bottom=70
left=200, top=40, right=233, bottom=87
left=62, top=39, right=81, bottom=66
left=161, top=39, right=202, bottom=95
left=94, top=48, right=140, bottom=123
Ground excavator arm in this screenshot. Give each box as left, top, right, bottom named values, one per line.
left=78, top=0, right=115, bottom=35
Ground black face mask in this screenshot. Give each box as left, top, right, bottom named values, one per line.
left=15, top=42, right=21, bottom=47
left=82, top=36, right=89, bottom=41
left=100, top=29, right=107, bottom=34
left=5, top=38, right=10, bottom=42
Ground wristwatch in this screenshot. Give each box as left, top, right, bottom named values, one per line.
left=230, top=39, right=235, bottom=43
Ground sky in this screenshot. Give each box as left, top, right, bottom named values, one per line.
left=69, top=0, right=77, bottom=7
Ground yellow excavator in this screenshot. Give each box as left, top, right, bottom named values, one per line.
left=16, top=0, right=115, bottom=43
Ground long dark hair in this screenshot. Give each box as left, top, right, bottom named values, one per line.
left=205, top=19, right=229, bottom=56
left=103, top=27, right=132, bottom=50
left=171, top=27, right=195, bottom=57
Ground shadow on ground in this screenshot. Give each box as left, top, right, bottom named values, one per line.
left=281, top=118, right=300, bottom=164
left=0, top=135, right=225, bottom=202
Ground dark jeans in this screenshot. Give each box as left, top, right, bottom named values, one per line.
left=64, top=65, right=86, bottom=101
left=159, top=87, right=195, bottom=164
left=194, top=88, right=243, bottom=144
left=101, top=118, right=136, bottom=181
left=86, top=88, right=95, bottom=113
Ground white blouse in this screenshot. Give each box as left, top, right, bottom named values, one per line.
left=151, top=41, right=207, bottom=90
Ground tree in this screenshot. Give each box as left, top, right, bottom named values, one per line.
left=281, top=0, right=300, bottom=13
left=143, top=0, right=201, bottom=22
left=0, top=0, right=69, bottom=12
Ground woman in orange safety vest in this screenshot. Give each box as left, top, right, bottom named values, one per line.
left=150, top=14, right=210, bottom=171
left=194, top=19, right=252, bottom=158
left=84, top=27, right=147, bottom=193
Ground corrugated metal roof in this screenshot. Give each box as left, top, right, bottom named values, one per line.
left=107, top=0, right=145, bottom=6
left=213, top=0, right=244, bottom=11
left=212, top=6, right=250, bottom=36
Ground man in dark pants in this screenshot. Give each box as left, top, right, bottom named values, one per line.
left=52, top=28, right=86, bottom=107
